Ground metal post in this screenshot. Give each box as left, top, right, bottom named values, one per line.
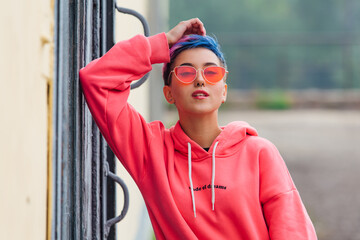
left=52, top=0, right=118, bottom=239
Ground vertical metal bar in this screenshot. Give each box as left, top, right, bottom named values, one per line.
left=57, top=0, right=72, bottom=238
left=53, top=0, right=61, bottom=238
left=78, top=0, right=93, bottom=239
left=81, top=0, right=95, bottom=238
left=75, top=1, right=87, bottom=239
left=53, top=0, right=118, bottom=239
left=101, top=0, right=115, bottom=54
left=58, top=0, right=81, bottom=237
left=102, top=1, right=117, bottom=240
left=53, top=0, right=90, bottom=238
left=91, top=1, right=102, bottom=239
left=102, top=159, right=108, bottom=240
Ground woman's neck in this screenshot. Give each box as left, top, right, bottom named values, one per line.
left=179, top=112, right=222, bottom=148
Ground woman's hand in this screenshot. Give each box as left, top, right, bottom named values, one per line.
left=166, top=18, right=206, bottom=48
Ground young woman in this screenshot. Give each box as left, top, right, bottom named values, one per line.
left=80, top=18, right=317, bottom=239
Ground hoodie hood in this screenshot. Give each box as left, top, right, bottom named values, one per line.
left=170, top=121, right=258, bottom=159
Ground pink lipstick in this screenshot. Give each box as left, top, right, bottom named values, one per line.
left=192, top=90, right=209, bottom=99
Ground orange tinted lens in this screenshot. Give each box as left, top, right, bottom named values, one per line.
left=204, top=67, right=225, bottom=83
left=175, top=66, right=196, bottom=83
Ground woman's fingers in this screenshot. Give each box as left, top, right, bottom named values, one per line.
left=183, top=18, right=206, bottom=36
left=166, top=18, right=206, bottom=48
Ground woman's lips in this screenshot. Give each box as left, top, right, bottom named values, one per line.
left=192, top=90, right=209, bottom=99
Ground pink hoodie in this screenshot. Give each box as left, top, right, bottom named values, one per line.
left=79, top=33, right=317, bottom=239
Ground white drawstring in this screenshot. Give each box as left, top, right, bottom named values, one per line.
left=212, top=141, right=219, bottom=211
left=188, top=142, right=196, bottom=218
left=188, top=141, right=219, bottom=217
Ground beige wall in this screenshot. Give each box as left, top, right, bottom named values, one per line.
left=0, top=1, right=53, bottom=240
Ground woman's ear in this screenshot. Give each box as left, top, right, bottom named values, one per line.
left=163, top=85, right=175, bottom=104
left=222, top=83, right=228, bottom=103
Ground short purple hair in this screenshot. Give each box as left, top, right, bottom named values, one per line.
left=162, top=34, right=227, bottom=86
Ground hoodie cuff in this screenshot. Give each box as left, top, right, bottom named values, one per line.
left=148, top=32, right=170, bottom=64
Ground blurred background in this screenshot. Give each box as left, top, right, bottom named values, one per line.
left=0, top=0, right=359, bottom=239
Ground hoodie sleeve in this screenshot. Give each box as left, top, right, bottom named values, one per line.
left=259, top=140, right=317, bottom=239
left=79, top=33, right=170, bottom=183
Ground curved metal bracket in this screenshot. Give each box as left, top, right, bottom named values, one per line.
left=103, top=161, right=130, bottom=238
left=115, top=5, right=151, bottom=89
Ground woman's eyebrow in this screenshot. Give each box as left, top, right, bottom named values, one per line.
left=179, top=63, right=194, bottom=66
left=203, top=62, right=218, bottom=67
left=179, top=62, right=219, bottom=67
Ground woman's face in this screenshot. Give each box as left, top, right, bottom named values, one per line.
left=163, top=47, right=227, bottom=118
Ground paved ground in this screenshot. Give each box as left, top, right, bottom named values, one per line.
left=166, top=109, right=360, bottom=240
left=218, top=109, right=360, bottom=240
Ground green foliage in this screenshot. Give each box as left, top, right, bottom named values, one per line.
left=255, top=90, right=292, bottom=110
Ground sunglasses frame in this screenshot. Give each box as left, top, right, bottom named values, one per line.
left=169, top=66, right=228, bottom=85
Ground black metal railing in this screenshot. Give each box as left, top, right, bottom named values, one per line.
left=52, top=0, right=150, bottom=239
left=115, top=4, right=150, bottom=89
